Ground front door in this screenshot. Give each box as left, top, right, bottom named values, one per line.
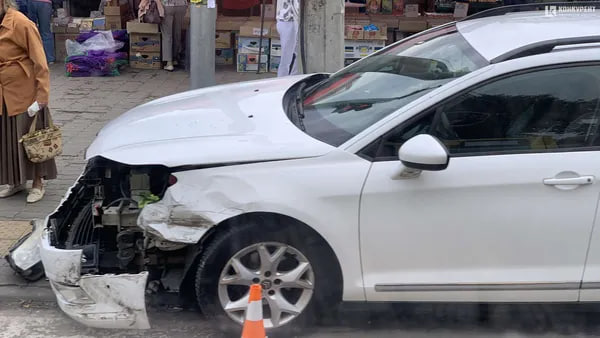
left=359, top=64, right=600, bottom=302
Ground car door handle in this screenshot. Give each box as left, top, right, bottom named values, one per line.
left=543, top=176, right=594, bottom=186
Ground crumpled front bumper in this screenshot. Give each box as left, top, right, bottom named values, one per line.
left=40, top=227, right=150, bottom=329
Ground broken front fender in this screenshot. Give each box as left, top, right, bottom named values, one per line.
left=138, top=181, right=242, bottom=244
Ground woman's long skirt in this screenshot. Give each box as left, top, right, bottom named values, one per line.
left=0, top=104, right=57, bottom=186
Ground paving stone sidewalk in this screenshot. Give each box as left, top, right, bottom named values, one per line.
left=0, top=65, right=273, bottom=290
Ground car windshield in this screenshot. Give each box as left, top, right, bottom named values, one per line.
left=297, top=24, right=488, bottom=146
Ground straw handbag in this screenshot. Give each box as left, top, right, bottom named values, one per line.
left=19, top=108, right=62, bottom=163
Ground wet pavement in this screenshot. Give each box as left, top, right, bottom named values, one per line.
left=2, top=299, right=600, bottom=338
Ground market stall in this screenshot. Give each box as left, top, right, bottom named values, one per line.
left=49, top=0, right=503, bottom=76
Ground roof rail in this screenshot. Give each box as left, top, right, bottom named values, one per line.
left=491, top=35, right=600, bottom=63
left=462, top=1, right=600, bottom=21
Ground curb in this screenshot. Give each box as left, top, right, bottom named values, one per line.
left=0, top=284, right=55, bottom=302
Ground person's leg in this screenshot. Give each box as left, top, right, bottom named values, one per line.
left=171, top=5, right=186, bottom=64
left=277, top=21, right=296, bottom=77
left=289, top=21, right=300, bottom=75
left=161, top=6, right=175, bottom=67
left=27, top=0, right=37, bottom=23
left=36, top=1, right=55, bottom=63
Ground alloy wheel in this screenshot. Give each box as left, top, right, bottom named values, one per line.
left=217, top=242, right=315, bottom=329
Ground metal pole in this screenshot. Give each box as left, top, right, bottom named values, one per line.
left=256, top=0, right=266, bottom=74
left=190, top=1, right=217, bottom=89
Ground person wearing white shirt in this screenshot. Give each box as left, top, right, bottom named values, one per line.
left=276, top=0, right=300, bottom=77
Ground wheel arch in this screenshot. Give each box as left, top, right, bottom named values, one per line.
left=178, top=211, right=344, bottom=307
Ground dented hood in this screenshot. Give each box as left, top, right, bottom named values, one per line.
left=86, top=75, right=334, bottom=167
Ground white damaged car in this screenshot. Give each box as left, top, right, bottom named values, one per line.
left=9, top=6, right=600, bottom=335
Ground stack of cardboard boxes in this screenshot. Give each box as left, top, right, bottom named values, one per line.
left=236, top=22, right=271, bottom=73
left=127, top=21, right=162, bottom=69
left=344, top=21, right=387, bottom=66
left=104, top=0, right=130, bottom=30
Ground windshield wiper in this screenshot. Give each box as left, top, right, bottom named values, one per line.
left=294, top=83, right=307, bottom=131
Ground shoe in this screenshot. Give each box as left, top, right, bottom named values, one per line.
left=49, top=61, right=55, bottom=65
left=164, top=64, right=174, bottom=72
left=0, top=185, right=25, bottom=198
left=27, top=187, right=45, bottom=203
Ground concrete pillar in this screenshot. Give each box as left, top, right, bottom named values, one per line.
left=190, top=3, right=217, bottom=89
left=302, top=0, right=344, bottom=73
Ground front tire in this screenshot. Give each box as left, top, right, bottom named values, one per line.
left=195, top=219, right=340, bottom=337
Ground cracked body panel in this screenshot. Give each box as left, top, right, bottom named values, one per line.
left=138, top=175, right=248, bottom=244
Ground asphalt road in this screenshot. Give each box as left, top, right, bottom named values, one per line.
left=3, top=298, right=600, bottom=338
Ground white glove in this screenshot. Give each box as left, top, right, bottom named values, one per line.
left=27, top=101, right=40, bottom=117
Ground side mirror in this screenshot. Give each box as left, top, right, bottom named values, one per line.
left=393, top=134, right=449, bottom=179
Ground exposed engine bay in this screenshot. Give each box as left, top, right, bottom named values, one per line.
left=48, top=157, right=189, bottom=294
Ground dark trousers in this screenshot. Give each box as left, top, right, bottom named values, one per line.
left=28, top=0, right=55, bottom=63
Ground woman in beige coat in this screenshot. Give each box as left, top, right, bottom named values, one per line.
left=0, top=0, right=56, bottom=203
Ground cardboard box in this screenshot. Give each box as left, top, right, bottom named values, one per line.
left=270, top=56, right=281, bottom=73
left=127, top=20, right=159, bottom=34
left=344, top=39, right=386, bottom=59
left=345, top=25, right=364, bottom=40
left=364, top=23, right=387, bottom=40
left=54, top=33, right=79, bottom=62
left=404, top=4, right=419, bottom=17
left=216, top=48, right=234, bottom=65
left=66, top=23, right=79, bottom=33
left=130, top=33, right=161, bottom=52
left=398, top=18, right=427, bottom=31
left=238, top=53, right=268, bottom=64
left=237, top=62, right=267, bottom=73
left=381, top=0, right=393, bottom=14
left=237, top=53, right=267, bottom=72
left=239, top=22, right=271, bottom=37
left=130, top=52, right=162, bottom=69
left=238, top=37, right=270, bottom=54
left=51, top=23, right=67, bottom=33
left=270, top=39, right=281, bottom=57
left=93, top=17, right=106, bottom=30
left=79, top=18, right=94, bottom=32
left=216, top=16, right=247, bottom=31
left=105, top=15, right=122, bottom=30
left=104, top=4, right=128, bottom=16
left=216, top=31, right=232, bottom=49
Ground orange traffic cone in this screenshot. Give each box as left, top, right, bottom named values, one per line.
left=241, top=284, right=266, bottom=338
